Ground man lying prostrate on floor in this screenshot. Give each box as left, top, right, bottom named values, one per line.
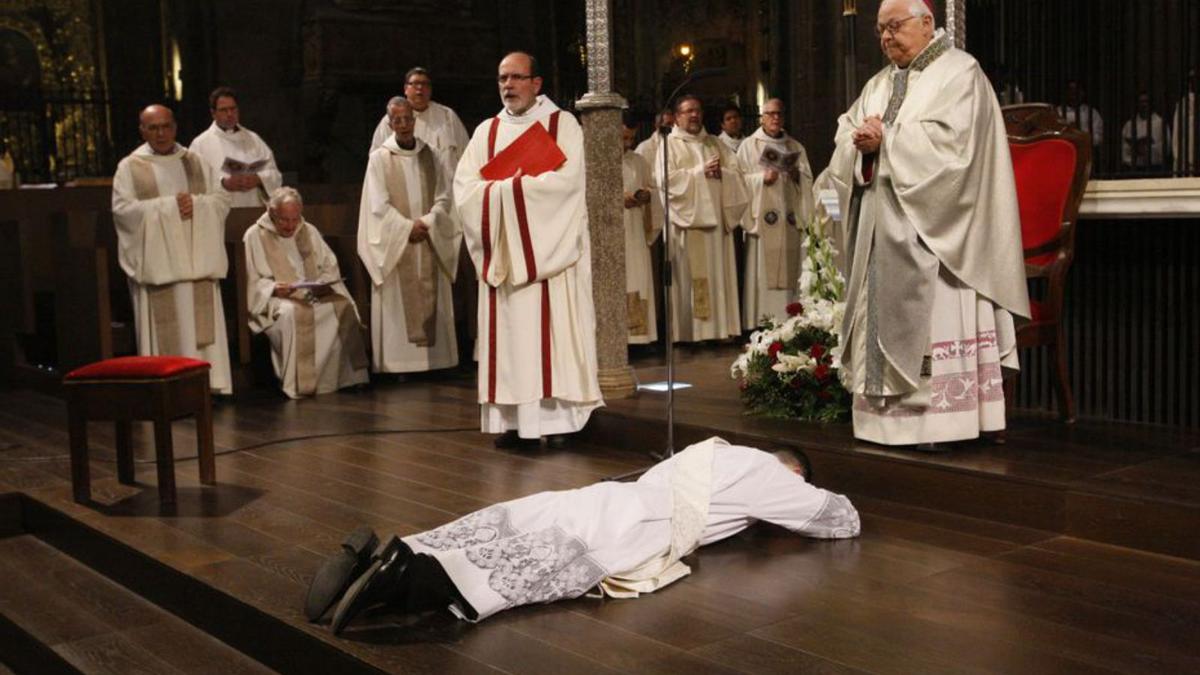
left=304, top=436, right=861, bottom=633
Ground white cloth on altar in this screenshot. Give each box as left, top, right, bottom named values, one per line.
left=189, top=122, right=282, bottom=208
left=654, top=126, right=748, bottom=342
left=369, top=100, right=470, bottom=172
left=454, top=95, right=603, bottom=438
left=622, top=150, right=662, bottom=344
left=243, top=213, right=368, bottom=398
left=718, top=130, right=743, bottom=154
left=827, top=32, right=1029, bottom=445
left=736, top=127, right=815, bottom=329
left=358, top=136, right=460, bottom=373
left=406, top=437, right=860, bottom=621
left=111, top=143, right=233, bottom=393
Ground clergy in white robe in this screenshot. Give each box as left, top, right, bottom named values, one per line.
left=358, top=99, right=460, bottom=374
left=1121, top=104, right=1170, bottom=170
left=634, top=108, right=674, bottom=168
left=454, top=52, right=603, bottom=446
left=621, top=117, right=663, bottom=344
left=736, top=98, right=815, bottom=329
left=326, top=437, right=859, bottom=630
left=1057, top=81, right=1104, bottom=148
left=827, top=1, right=1030, bottom=447
left=717, top=103, right=745, bottom=154
left=189, top=87, right=282, bottom=208
left=111, top=104, right=233, bottom=393
left=368, top=68, right=470, bottom=173
left=655, top=95, right=749, bottom=343
left=244, top=188, right=369, bottom=399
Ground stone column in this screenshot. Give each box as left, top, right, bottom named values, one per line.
left=577, top=0, right=636, bottom=399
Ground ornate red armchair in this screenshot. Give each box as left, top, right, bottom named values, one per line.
left=1003, top=104, right=1092, bottom=422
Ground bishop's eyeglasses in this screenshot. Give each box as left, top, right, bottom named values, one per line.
left=874, top=15, right=917, bottom=37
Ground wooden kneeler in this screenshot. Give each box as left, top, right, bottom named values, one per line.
left=64, top=356, right=215, bottom=506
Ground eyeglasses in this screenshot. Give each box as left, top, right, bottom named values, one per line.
left=874, top=15, right=917, bottom=37
left=497, top=74, right=534, bottom=84
left=406, top=80, right=432, bottom=88
left=761, top=111, right=784, bottom=118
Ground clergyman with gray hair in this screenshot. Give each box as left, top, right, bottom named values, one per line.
left=826, top=0, right=1030, bottom=447
left=243, top=186, right=369, bottom=398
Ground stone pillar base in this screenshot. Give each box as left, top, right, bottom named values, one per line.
left=597, top=365, right=637, bottom=399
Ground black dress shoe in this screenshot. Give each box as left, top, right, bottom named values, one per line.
left=304, top=525, right=379, bottom=622
left=493, top=430, right=538, bottom=449
left=545, top=433, right=569, bottom=449
left=331, top=536, right=413, bottom=635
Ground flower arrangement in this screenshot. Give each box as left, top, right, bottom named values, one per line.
left=731, top=216, right=851, bottom=422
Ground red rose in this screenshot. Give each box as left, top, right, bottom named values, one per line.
left=814, top=363, right=830, bottom=381
left=786, top=302, right=804, bottom=316
left=816, top=389, right=832, bottom=400
left=809, top=343, right=826, bottom=359
left=767, top=341, right=783, bottom=362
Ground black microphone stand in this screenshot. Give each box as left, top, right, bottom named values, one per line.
left=605, top=68, right=727, bottom=481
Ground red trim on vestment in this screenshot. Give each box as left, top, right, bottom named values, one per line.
left=481, top=183, right=493, bottom=279
left=487, top=117, right=500, bottom=160
left=541, top=281, right=552, bottom=397
left=548, top=111, right=560, bottom=141
left=485, top=117, right=500, bottom=404
left=512, top=176, right=538, bottom=281
left=488, top=286, right=497, bottom=403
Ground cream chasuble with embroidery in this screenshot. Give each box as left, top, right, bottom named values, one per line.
left=827, top=31, right=1030, bottom=445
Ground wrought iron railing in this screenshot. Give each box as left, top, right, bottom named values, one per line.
left=967, top=0, right=1198, bottom=179
left=0, top=87, right=114, bottom=185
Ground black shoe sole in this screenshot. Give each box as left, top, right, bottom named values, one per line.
left=303, top=525, right=379, bottom=622
left=330, top=535, right=412, bottom=636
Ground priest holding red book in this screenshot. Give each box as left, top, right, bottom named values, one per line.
left=454, top=52, right=603, bottom=449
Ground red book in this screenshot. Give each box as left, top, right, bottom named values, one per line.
left=480, top=121, right=567, bottom=180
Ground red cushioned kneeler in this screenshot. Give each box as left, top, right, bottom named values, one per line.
left=63, top=356, right=216, bottom=508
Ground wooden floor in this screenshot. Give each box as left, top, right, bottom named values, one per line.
left=2, top=357, right=1200, bottom=673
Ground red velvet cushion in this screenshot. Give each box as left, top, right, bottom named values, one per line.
left=1009, top=139, right=1076, bottom=267
left=65, top=356, right=210, bottom=381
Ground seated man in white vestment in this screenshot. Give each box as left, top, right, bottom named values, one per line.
left=737, top=98, right=815, bottom=330
left=111, top=104, right=233, bottom=393
left=656, top=95, right=749, bottom=343
left=244, top=187, right=369, bottom=399
left=358, top=97, right=461, bottom=374
left=827, top=0, right=1030, bottom=447
left=621, top=112, right=662, bottom=345
left=454, top=52, right=603, bottom=449
left=305, top=436, right=860, bottom=632
left=717, top=103, right=745, bottom=154
left=368, top=67, right=470, bottom=172
left=189, top=86, right=283, bottom=208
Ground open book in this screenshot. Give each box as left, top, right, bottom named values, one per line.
left=222, top=157, right=269, bottom=175
left=289, top=277, right=345, bottom=290
left=758, top=146, right=801, bottom=174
